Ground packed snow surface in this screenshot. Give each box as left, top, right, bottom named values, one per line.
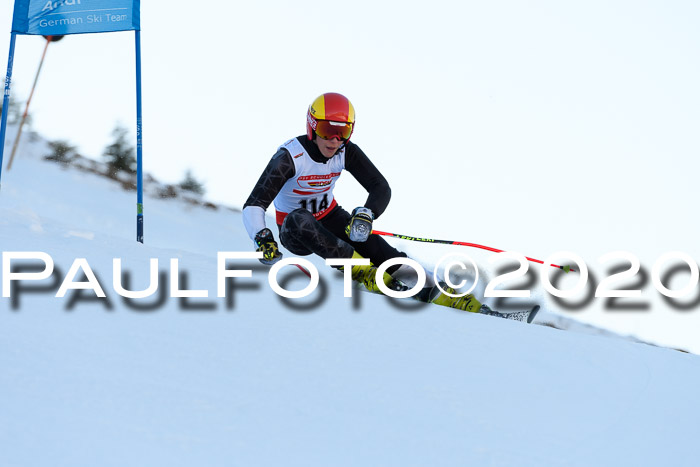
left=1, top=131, right=699, bottom=466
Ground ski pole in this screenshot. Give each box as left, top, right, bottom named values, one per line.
left=294, top=263, right=311, bottom=278
left=6, top=36, right=53, bottom=171
left=371, top=230, right=575, bottom=273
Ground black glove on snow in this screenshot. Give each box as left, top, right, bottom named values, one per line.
left=254, top=228, right=283, bottom=265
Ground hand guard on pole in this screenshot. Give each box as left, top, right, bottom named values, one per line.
left=346, top=207, right=374, bottom=242
left=254, top=228, right=283, bottom=265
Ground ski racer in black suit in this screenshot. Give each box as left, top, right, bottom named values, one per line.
left=241, top=92, right=537, bottom=321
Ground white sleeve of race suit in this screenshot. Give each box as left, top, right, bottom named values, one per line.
left=242, top=205, right=267, bottom=242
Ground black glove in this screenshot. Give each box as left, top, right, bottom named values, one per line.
left=254, top=228, right=283, bottom=265
left=345, top=207, right=374, bottom=242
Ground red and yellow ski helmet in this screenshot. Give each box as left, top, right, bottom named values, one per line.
left=306, top=92, right=356, bottom=142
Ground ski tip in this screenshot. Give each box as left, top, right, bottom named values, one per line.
left=527, top=305, right=541, bottom=324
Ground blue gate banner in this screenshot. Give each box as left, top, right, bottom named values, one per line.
left=12, top=0, right=140, bottom=36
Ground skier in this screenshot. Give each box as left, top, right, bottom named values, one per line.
left=242, top=92, right=537, bottom=322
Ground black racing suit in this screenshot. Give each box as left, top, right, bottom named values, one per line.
left=243, top=136, right=407, bottom=267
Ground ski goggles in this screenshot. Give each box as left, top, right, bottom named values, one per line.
left=314, top=120, right=353, bottom=141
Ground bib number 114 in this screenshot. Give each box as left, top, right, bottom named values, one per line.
left=299, top=194, right=329, bottom=214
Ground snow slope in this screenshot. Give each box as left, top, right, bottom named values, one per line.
left=2, top=131, right=700, bottom=466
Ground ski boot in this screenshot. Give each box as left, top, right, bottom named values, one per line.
left=341, top=252, right=402, bottom=294
left=429, top=286, right=482, bottom=313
